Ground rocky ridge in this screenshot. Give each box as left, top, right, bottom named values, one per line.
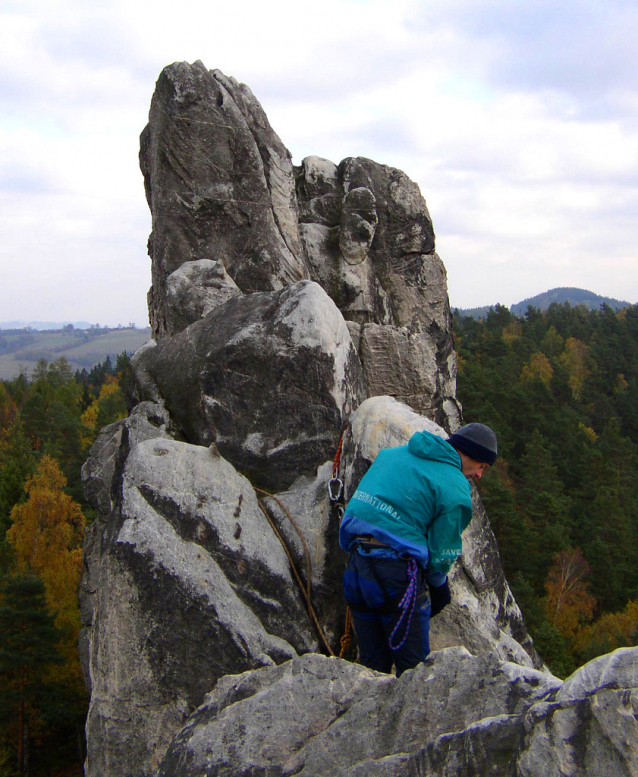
left=79, top=60, right=638, bottom=777
left=156, top=647, right=638, bottom=777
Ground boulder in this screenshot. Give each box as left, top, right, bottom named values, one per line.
left=132, top=280, right=366, bottom=492
left=154, top=649, right=552, bottom=776
left=164, top=258, right=241, bottom=333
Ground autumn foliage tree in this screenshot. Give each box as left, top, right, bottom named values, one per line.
left=0, top=354, right=132, bottom=773
left=4, top=455, right=87, bottom=773
left=7, top=456, right=85, bottom=681
left=80, top=374, right=127, bottom=449
left=454, top=302, right=638, bottom=675
left=574, top=600, right=638, bottom=662
left=544, top=548, right=596, bottom=641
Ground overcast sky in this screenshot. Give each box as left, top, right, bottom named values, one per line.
left=1, top=0, right=637, bottom=327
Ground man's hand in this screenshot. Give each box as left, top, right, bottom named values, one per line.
left=428, top=579, right=451, bottom=616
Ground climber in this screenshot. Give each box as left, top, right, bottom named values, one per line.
left=339, top=423, right=497, bottom=676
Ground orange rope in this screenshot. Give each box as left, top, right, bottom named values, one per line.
left=339, top=607, right=354, bottom=659
left=332, top=425, right=348, bottom=479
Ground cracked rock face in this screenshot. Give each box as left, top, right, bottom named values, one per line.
left=140, top=62, right=307, bottom=340
left=80, top=406, right=321, bottom=777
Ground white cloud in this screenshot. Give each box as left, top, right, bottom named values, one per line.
left=0, top=0, right=637, bottom=327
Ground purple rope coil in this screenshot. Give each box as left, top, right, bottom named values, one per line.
left=388, top=558, right=419, bottom=651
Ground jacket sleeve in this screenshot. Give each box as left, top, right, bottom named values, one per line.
left=426, top=506, right=468, bottom=574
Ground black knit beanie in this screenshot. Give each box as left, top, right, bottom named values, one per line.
left=447, top=423, right=498, bottom=465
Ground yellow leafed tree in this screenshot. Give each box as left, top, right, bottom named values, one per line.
left=574, top=600, right=638, bottom=657
left=502, top=320, right=523, bottom=343
left=558, top=337, right=590, bottom=400
left=81, top=374, right=127, bottom=448
left=520, top=352, right=554, bottom=387
left=544, top=547, right=596, bottom=641
left=6, top=455, right=86, bottom=690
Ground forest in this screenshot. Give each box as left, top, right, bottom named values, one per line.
left=1, top=301, right=637, bottom=774
left=0, top=355, right=130, bottom=776
left=454, top=302, right=638, bottom=677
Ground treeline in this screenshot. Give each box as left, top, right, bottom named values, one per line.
left=0, top=355, right=130, bottom=776
left=454, top=302, right=638, bottom=676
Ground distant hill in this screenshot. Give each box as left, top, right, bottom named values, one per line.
left=0, top=326, right=151, bottom=380
left=510, top=288, right=631, bottom=316
left=455, top=287, right=633, bottom=320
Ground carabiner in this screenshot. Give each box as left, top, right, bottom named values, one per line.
left=328, top=477, right=344, bottom=503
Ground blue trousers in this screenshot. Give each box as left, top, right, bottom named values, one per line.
left=343, top=548, right=431, bottom=677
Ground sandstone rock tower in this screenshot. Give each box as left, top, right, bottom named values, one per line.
left=81, top=61, right=541, bottom=777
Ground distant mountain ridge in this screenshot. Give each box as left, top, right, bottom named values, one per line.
left=456, top=287, right=633, bottom=320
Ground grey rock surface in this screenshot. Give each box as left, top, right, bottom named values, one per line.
left=296, top=154, right=458, bottom=428
left=81, top=412, right=320, bottom=777
left=140, top=63, right=459, bottom=427
left=156, top=648, right=638, bottom=777
left=155, top=648, right=576, bottom=776
left=140, top=61, right=307, bottom=339
left=81, top=61, right=560, bottom=777
left=164, top=258, right=241, bottom=333
left=132, top=280, right=366, bottom=492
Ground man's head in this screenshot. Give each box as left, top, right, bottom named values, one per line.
left=447, top=423, right=498, bottom=480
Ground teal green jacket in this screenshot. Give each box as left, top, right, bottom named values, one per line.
left=339, top=431, right=473, bottom=580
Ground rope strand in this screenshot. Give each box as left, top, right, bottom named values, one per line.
left=256, top=493, right=335, bottom=657
left=388, top=559, right=419, bottom=651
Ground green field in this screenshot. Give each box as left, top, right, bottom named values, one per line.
left=0, top=327, right=152, bottom=379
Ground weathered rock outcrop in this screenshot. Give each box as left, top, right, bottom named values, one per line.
left=140, top=62, right=307, bottom=340
left=156, top=647, right=638, bottom=776
left=81, top=393, right=540, bottom=775
left=139, top=60, right=459, bottom=429
left=79, top=60, right=633, bottom=777
left=131, top=280, right=365, bottom=491
left=81, top=403, right=319, bottom=777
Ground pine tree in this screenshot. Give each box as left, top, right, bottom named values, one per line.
left=517, top=430, right=572, bottom=587
left=0, top=574, right=62, bottom=776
